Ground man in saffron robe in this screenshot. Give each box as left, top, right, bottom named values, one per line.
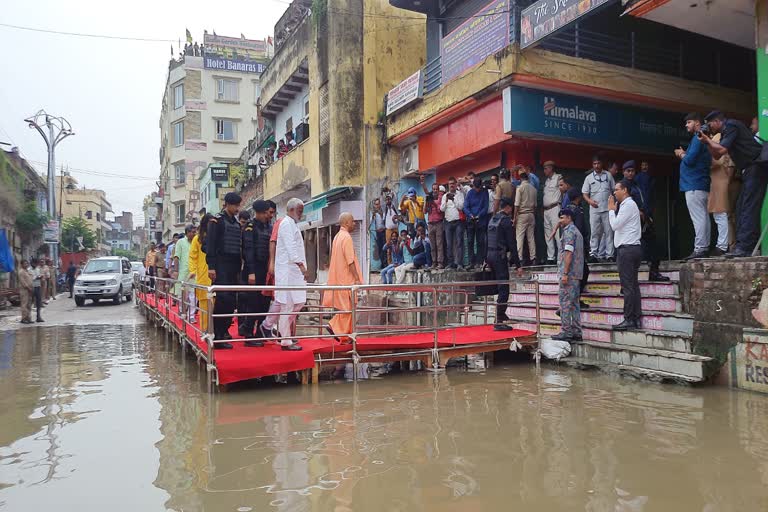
left=323, top=212, right=362, bottom=342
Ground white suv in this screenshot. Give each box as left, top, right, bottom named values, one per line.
left=74, top=256, right=134, bottom=307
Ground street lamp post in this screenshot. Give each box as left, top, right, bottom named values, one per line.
left=25, top=110, right=74, bottom=292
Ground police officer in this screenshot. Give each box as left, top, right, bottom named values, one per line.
left=206, top=192, right=243, bottom=348
left=486, top=197, right=522, bottom=331
left=241, top=200, right=273, bottom=347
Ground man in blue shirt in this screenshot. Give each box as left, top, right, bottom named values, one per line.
left=675, top=113, right=712, bottom=260
left=464, top=177, right=490, bottom=268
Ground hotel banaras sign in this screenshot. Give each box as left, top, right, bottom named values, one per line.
left=520, top=0, right=614, bottom=49
left=441, top=0, right=510, bottom=83
left=503, top=87, right=688, bottom=153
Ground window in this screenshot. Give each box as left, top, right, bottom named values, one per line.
left=215, top=119, right=237, bottom=142
left=303, top=94, right=309, bottom=124
left=174, top=162, right=186, bottom=184
left=96, top=213, right=101, bottom=222
left=175, top=203, right=186, bottom=225
left=173, top=83, right=184, bottom=109
left=173, top=121, right=184, bottom=146
left=254, top=82, right=261, bottom=104
left=216, top=79, right=239, bottom=102
left=85, top=210, right=92, bottom=219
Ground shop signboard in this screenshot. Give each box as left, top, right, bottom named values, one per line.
left=441, top=0, right=510, bottom=84
left=210, top=163, right=230, bottom=182
left=43, top=220, right=59, bottom=244
left=386, top=70, right=423, bottom=116
left=520, top=0, right=614, bottom=49
left=502, top=86, right=688, bottom=153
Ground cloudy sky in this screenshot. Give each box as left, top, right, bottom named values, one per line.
left=0, top=0, right=288, bottom=224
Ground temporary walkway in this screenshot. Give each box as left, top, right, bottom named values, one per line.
left=136, top=279, right=538, bottom=389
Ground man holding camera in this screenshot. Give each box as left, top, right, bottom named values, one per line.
left=440, top=177, right=466, bottom=269
left=675, top=113, right=712, bottom=260
left=698, top=111, right=765, bottom=258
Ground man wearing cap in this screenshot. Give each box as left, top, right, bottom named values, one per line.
left=675, top=113, right=712, bottom=260
left=486, top=197, right=522, bottom=331
left=552, top=207, right=584, bottom=341
left=698, top=110, right=765, bottom=258
left=493, top=168, right=515, bottom=214
left=582, top=155, right=615, bottom=263
left=425, top=182, right=445, bottom=268
left=399, top=186, right=425, bottom=238
left=241, top=200, right=273, bottom=345
left=541, top=161, right=563, bottom=265
left=622, top=161, right=670, bottom=282
left=206, top=192, right=243, bottom=348
left=514, top=169, right=537, bottom=266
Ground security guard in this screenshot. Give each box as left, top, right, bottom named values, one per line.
left=206, top=192, right=242, bottom=348
left=241, top=200, right=272, bottom=346
left=486, top=197, right=521, bottom=331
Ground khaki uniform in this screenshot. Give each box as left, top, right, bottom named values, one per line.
left=515, top=180, right=537, bottom=262
left=18, top=268, right=33, bottom=322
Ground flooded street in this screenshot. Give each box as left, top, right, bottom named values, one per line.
left=1, top=314, right=768, bottom=511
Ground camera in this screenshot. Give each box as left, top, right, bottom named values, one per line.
left=698, top=123, right=711, bottom=136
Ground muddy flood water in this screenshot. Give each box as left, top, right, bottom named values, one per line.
left=1, top=324, right=768, bottom=511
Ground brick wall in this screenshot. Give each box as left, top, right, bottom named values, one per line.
left=680, top=257, right=768, bottom=373
left=185, top=70, right=202, bottom=99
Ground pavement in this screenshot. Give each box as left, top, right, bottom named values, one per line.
left=0, top=291, right=144, bottom=330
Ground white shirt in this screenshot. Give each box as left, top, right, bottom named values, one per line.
left=440, top=188, right=465, bottom=222
left=543, top=173, right=562, bottom=207
left=582, top=170, right=615, bottom=213
left=384, top=204, right=399, bottom=230
left=275, top=215, right=307, bottom=305
left=609, top=197, right=642, bottom=247
left=487, top=189, right=495, bottom=215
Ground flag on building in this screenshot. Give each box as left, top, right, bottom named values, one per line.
left=186, top=29, right=192, bottom=43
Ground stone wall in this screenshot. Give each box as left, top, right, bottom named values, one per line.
left=680, top=257, right=768, bottom=375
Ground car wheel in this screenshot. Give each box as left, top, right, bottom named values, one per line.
left=75, top=297, right=84, bottom=307
left=126, top=290, right=133, bottom=301
left=113, top=287, right=122, bottom=305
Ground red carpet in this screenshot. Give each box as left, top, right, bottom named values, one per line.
left=139, top=293, right=535, bottom=385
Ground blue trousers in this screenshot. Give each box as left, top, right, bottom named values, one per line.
left=381, top=264, right=398, bottom=284
left=558, top=279, right=581, bottom=336
left=413, top=249, right=432, bottom=268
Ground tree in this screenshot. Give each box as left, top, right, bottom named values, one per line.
left=61, top=217, right=97, bottom=252
left=15, top=200, right=48, bottom=233
left=112, top=248, right=140, bottom=261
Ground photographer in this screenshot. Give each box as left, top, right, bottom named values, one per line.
left=675, top=113, right=712, bottom=260
left=698, top=111, right=765, bottom=258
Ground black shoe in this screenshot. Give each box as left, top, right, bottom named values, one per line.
left=612, top=320, right=637, bottom=331
left=683, top=250, right=708, bottom=261
left=546, top=259, right=556, bottom=266
left=579, top=301, right=590, bottom=310
left=725, top=249, right=750, bottom=259
left=493, top=324, right=513, bottom=331
left=244, top=340, right=264, bottom=347
left=282, top=343, right=303, bottom=351
left=36, top=318, right=44, bottom=323
left=551, top=332, right=572, bottom=341
left=215, top=342, right=234, bottom=349
left=588, top=256, right=598, bottom=264
left=570, top=334, right=583, bottom=341
left=325, top=325, right=341, bottom=342
left=649, top=271, right=670, bottom=282
left=259, top=323, right=278, bottom=339
left=20, top=319, right=32, bottom=324
left=710, top=247, right=726, bottom=257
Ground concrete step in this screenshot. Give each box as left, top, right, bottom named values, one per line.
left=531, top=270, right=679, bottom=283
left=569, top=341, right=711, bottom=380
left=560, top=357, right=703, bottom=384
left=507, top=291, right=681, bottom=313
left=537, top=281, right=679, bottom=297
left=512, top=320, right=691, bottom=350
left=506, top=304, right=694, bottom=335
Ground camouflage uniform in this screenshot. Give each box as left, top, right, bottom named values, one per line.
left=558, top=223, right=584, bottom=337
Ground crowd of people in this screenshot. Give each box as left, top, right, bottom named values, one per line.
left=258, top=133, right=298, bottom=172
left=17, top=257, right=57, bottom=324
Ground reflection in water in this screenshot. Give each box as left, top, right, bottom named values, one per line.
left=1, top=324, right=768, bottom=511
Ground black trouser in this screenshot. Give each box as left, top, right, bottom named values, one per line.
left=641, top=219, right=661, bottom=273
left=467, top=217, right=488, bottom=266
left=617, top=244, right=642, bottom=324
left=376, top=230, right=387, bottom=268
left=33, top=287, right=42, bottom=319
left=240, top=268, right=270, bottom=336
left=487, top=252, right=510, bottom=323
left=212, top=255, right=241, bottom=339
left=735, top=164, right=768, bottom=253
left=67, top=278, right=75, bottom=298
left=580, top=259, right=590, bottom=296
left=148, top=266, right=156, bottom=291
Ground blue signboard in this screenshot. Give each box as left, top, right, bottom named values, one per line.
left=503, top=87, right=689, bottom=153
left=204, top=56, right=265, bottom=74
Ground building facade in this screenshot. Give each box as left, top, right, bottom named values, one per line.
left=239, top=0, right=426, bottom=282
left=158, top=33, right=270, bottom=238
left=142, top=191, right=164, bottom=246
left=384, top=0, right=755, bottom=261
left=55, top=174, right=113, bottom=255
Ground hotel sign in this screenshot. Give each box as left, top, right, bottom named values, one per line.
left=204, top=56, right=265, bottom=74
left=520, top=0, right=614, bottom=49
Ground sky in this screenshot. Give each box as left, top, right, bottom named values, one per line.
left=0, top=0, right=288, bottom=225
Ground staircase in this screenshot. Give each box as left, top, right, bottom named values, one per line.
left=507, top=262, right=712, bottom=384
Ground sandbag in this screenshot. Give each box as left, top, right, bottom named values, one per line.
left=539, top=338, right=572, bottom=360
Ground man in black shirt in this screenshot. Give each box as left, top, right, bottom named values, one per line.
left=699, top=111, right=765, bottom=257
left=486, top=198, right=522, bottom=331
left=241, top=200, right=272, bottom=346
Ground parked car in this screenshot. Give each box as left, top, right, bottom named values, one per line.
left=73, top=256, right=134, bottom=307
left=130, top=261, right=146, bottom=282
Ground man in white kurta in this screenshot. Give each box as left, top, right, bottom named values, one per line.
left=274, top=199, right=306, bottom=350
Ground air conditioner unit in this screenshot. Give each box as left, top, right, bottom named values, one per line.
left=399, top=143, right=419, bottom=177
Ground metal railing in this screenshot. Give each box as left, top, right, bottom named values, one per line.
left=135, top=273, right=542, bottom=386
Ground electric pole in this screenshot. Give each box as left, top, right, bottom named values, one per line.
left=25, top=110, right=75, bottom=290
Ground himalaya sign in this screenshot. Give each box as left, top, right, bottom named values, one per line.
left=503, top=87, right=688, bottom=153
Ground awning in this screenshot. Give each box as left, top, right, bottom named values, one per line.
left=301, top=187, right=356, bottom=225
left=0, top=229, right=14, bottom=273
left=256, top=134, right=275, bottom=151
